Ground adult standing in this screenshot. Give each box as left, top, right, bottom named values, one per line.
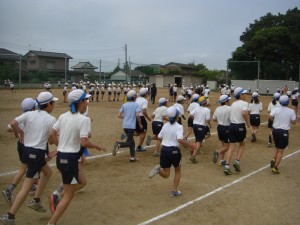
left=150, top=83, right=157, bottom=104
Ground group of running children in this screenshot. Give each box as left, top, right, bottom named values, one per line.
left=0, top=84, right=298, bottom=225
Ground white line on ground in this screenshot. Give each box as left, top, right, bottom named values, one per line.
left=138, top=149, right=300, bottom=225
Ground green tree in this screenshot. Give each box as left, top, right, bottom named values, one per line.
left=229, top=7, right=300, bottom=81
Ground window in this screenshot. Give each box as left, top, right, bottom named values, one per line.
left=30, top=60, right=36, bottom=65
left=46, top=61, right=55, bottom=70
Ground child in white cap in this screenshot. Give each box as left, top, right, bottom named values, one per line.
left=267, top=93, right=281, bottom=147
left=2, top=98, right=37, bottom=205
left=269, top=95, right=296, bottom=174
left=145, top=97, right=168, bottom=156
left=113, top=90, right=142, bottom=162
left=47, top=89, right=106, bottom=224
left=212, top=95, right=231, bottom=166
left=184, top=94, right=200, bottom=141
left=1, top=92, right=58, bottom=225
left=173, top=95, right=186, bottom=125
left=148, top=106, right=195, bottom=197
left=248, top=92, right=263, bottom=142
left=135, top=87, right=152, bottom=152
left=224, top=87, right=250, bottom=175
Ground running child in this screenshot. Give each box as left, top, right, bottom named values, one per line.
left=248, top=92, right=263, bottom=143
left=269, top=95, right=296, bottom=174
left=47, top=89, right=106, bottom=224
left=267, top=93, right=281, bottom=147
left=148, top=106, right=196, bottom=197
left=184, top=94, right=200, bottom=141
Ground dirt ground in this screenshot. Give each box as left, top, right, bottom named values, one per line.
left=0, top=87, right=299, bottom=225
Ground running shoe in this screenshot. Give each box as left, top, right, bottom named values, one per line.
left=48, top=194, right=60, bottom=215
left=120, top=133, right=127, bottom=140
left=224, top=167, right=232, bottom=175
left=0, top=214, right=15, bottom=225
left=267, top=142, right=272, bottom=147
left=213, top=150, right=220, bottom=163
left=146, top=135, right=152, bottom=146
left=153, top=152, right=160, bottom=157
left=170, top=190, right=182, bottom=197
left=218, top=160, right=226, bottom=167
left=112, top=141, right=120, bottom=156
left=272, top=167, right=280, bottom=174
left=129, top=157, right=138, bottom=162
left=29, top=184, right=37, bottom=195
left=270, top=159, right=275, bottom=169
left=2, top=189, right=12, bottom=205
left=27, top=199, right=47, bottom=213
left=190, top=156, right=198, bottom=164
left=233, top=161, right=241, bottom=172
left=148, top=165, right=161, bottom=178
left=136, top=146, right=146, bottom=152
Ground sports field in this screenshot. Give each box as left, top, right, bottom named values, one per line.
left=0, top=87, right=299, bottom=225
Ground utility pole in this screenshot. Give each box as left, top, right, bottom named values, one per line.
left=125, top=44, right=128, bottom=82
left=19, top=55, right=22, bottom=89
left=64, top=55, right=67, bottom=83
left=129, top=56, right=131, bottom=83
left=99, top=59, right=102, bottom=82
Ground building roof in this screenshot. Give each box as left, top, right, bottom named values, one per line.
left=71, top=62, right=97, bottom=70
left=25, top=50, right=72, bottom=59
left=164, top=62, right=196, bottom=69
left=0, top=48, right=22, bottom=61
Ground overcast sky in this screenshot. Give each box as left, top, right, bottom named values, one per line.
left=0, top=0, right=299, bottom=72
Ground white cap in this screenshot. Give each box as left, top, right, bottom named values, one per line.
left=219, top=95, right=231, bottom=103
left=158, top=97, right=168, bottom=104
left=139, top=87, right=148, bottom=96
left=177, top=95, right=186, bottom=102
left=234, top=87, right=247, bottom=98
left=166, top=106, right=178, bottom=118
left=192, top=94, right=200, bottom=100
left=21, top=98, right=36, bottom=112
left=68, top=89, right=91, bottom=103
left=252, top=92, right=259, bottom=98
left=279, top=95, right=289, bottom=106
left=127, top=90, right=137, bottom=99
left=273, top=93, right=280, bottom=99
left=37, top=92, right=58, bottom=105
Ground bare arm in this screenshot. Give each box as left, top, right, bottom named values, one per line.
left=242, top=110, right=250, bottom=127
left=136, top=112, right=142, bottom=129
left=49, top=128, right=58, bottom=146
left=118, top=111, right=123, bottom=119
left=80, top=137, right=106, bottom=152
left=142, top=108, right=152, bottom=121
left=10, top=119, right=21, bottom=139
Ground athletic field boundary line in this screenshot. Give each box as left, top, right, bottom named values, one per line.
left=138, top=149, right=300, bottom=225
left=0, top=121, right=268, bottom=177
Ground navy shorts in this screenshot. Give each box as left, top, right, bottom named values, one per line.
left=160, top=146, right=181, bottom=168
left=205, top=126, right=211, bottom=136
left=108, top=91, right=112, bottom=96
left=187, top=116, right=193, bottom=127
left=292, top=99, right=298, bottom=107
left=273, top=129, right=289, bottom=149
left=17, top=140, right=26, bottom=163
left=135, top=116, right=147, bottom=133
left=193, top=124, right=206, bottom=142
left=23, top=147, right=47, bottom=179
left=217, top=125, right=229, bottom=143
left=228, top=123, right=246, bottom=143
left=57, top=151, right=81, bottom=184
left=152, top=121, right=163, bottom=135
left=250, top=114, right=261, bottom=126
left=268, top=119, right=273, bottom=129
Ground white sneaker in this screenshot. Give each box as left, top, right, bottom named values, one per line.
left=112, top=142, right=120, bottom=156
left=148, top=165, right=160, bottom=178
left=0, top=214, right=15, bottom=225
left=27, top=199, right=47, bottom=213
left=146, top=135, right=152, bottom=146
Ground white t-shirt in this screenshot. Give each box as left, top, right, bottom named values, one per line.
left=203, top=88, right=210, bottom=98
left=173, top=87, right=178, bottom=93
left=190, top=106, right=210, bottom=126
left=15, top=110, right=56, bottom=150
left=267, top=101, right=280, bottom=113
left=270, top=106, right=296, bottom=130
left=153, top=106, right=167, bottom=122
left=248, top=102, right=263, bottom=114
left=136, top=97, right=148, bottom=117
left=158, top=122, right=183, bottom=147
left=230, top=100, right=248, bottom=124
left=53, top=111, right=90, bottom=153
left=213, top=105, right=231, bottom=126
left=173, top=103, right=184, bottom=116
left=187, top=102, right=199, bottom=113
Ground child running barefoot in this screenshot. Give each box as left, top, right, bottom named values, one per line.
left=148, top=106, right=196, bottom=197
